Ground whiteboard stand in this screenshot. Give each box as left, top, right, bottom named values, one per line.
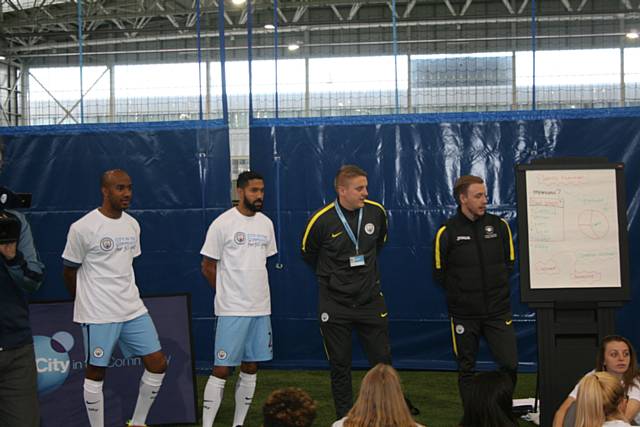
left=516, top=158, right=630, bottom=427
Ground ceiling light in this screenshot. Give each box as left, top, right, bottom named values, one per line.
left=231, top=0, right=246, bottom=5
left=0, top=56, right=5, bottom=61
left=264, top=24, right=275, bottom=30
left=626, top=30, right=639, bottom=40
left=287, top=43, right=300, bottom=51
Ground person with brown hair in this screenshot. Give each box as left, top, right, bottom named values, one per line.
left=574, top=371, right=632, bottom=427
left=433, top=175, right=518, bottom=414
left=332, top=364, right=424, bottom=427
left=554, top=335, right=640, bottom=427
left=301, top=165, right=392, bottom=419
left=262, top=387, right=317, bottom=427
left=460, top=371, right=518, bottom=427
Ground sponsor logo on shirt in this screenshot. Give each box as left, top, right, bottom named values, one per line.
left=247, top=233, right=268, bottom=247
left=456, top=235, right=471, bottom=241
left=484, top=225, right=497, bottom=239
left=100, top=237, right=114, bottom=251
left=100, top=236, right=137, bottom=252
left=234, top=232, right=246, bottom=245
left=235, top=231, right=269, bottom=247
left=364, top=223, right=375, bottom=235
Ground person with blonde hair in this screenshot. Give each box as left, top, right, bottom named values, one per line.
left=331, top=364, right=425, bottom=427
left=554, top=335, right=640, bottom=427
left=575, top=371, right=631, bottom=427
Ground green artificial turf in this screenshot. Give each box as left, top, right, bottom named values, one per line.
left=168, top=370, right=538, bottom=427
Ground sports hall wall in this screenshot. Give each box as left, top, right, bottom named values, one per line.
left=0, top=122, right=231, bottom=366
left=250, top=109, right=640, bottom=371
left=3, top=110, right=640, bottom=371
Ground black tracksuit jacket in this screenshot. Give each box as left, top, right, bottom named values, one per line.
left=301, top=200, right=387, bottom=307
left=433, top=209, right=515, bottom=319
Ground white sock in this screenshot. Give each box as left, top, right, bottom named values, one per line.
left=232, top=372, right=257, bottom=427
left=84, top=378, right=104, bottom=427
left=130, top=370, right=165, bottom=425
left=202, top=375, right=226, bottom=427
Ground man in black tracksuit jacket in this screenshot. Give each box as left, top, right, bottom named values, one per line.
left=433, top=175, right=518, bottom=411
left=301, top=165, right=391, bottom=419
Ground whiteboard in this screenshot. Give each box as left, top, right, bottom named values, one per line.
left=525, top=169, right=621, bottom=289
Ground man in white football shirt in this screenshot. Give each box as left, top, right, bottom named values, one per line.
left=62, top=169, right=167, bottom=427
left=200, top=171, right=277, bottom=427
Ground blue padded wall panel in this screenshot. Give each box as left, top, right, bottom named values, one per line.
left=0, top=123, right=230, bottom=366
left=250, top=112, right=640, bottom=370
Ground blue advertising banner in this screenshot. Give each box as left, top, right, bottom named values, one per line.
left=30, top=295, right=197, bottom=427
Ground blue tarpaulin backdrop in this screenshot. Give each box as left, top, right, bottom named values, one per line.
left=250, top=109, right=640, bottom=372
left=0, top=121, right=230, bottom=366
left=2, top=109, right=640, bottom=371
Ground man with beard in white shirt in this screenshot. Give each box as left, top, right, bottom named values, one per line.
left=200, top=171, right=277, bottom=427
left=62, top=169, right=167, bottom=427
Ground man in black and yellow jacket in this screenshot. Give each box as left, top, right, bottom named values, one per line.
left=301, top=164, right=390, bottom=419
left=433, top=175, right=518, bottom=412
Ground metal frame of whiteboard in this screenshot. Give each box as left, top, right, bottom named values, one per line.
left=516, top=163, right=630, bottom=303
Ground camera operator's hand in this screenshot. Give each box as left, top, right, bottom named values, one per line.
left=0, top=242, right=17, bottom=261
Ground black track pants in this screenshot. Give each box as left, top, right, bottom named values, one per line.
left=319, top=293, right=392, bottom=419
left=450, top=315, right=518, bottom=407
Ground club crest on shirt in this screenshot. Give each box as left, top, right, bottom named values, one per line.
left=484, top=225, right=497, bottom=239
left=217, top=350, right=228, bottom=360
left=320, top=312, right=330, bottom=322
left=234, top=232, right=246, bottom=245
left=364, top=223, right=375, bottom=235
left=93, top=347, right=104, bottom=358
left=100, top=237, right=114, bottom=251
left=455, top=324, right=465, bottom=335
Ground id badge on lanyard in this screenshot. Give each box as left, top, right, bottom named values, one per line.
left=334, top=200, right=365, bottom=268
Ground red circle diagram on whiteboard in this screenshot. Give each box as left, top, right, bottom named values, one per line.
left=577, top=209, right=609, bottom=239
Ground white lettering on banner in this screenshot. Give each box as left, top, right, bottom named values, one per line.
left=36, top=358, right=70, bottom=374
left=108, top=356, right=143, bottom=368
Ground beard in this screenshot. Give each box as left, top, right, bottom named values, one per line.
left=244, top=196, right=263, bottom=212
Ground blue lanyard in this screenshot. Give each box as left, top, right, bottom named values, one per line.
left=334, top=200, right=363, bottom=254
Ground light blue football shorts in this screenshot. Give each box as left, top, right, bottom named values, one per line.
left=82, top=313, right=162, bottom=367
left=213, top=315, right=273, bottom=366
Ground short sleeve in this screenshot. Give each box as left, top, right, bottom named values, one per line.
left=266, top=220, right=277, bottom=258
left=568, top=381, right=580, bottom=399
left=200, top=221, right=223, bottom=260
left=628, top=378, right=640, bottom=401
left=133, top=220, right=142, bottom=258
left=62, top=225, right=86, bottom=265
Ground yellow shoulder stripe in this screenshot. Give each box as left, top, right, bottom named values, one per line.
left=434, top=225, right=447, bottom=269
left=501, top=218, right=515, bottom=261
left=301, top=202, right=335, bottom=252
left=364, top=199, right=386, bottom=216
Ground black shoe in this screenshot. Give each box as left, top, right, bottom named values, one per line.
left=405, top=396, right=420, bottom=416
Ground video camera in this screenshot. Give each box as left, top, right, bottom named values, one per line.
left=0, top=187, right=32, bottom=244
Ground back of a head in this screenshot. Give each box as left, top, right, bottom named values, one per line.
left=262, top=387, right=317, bottom=427
left=575, top=372, right=626, bottom=427
left=461, top=371, right=517, bottom=427
left=344, top=364, right=415, bottom=427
